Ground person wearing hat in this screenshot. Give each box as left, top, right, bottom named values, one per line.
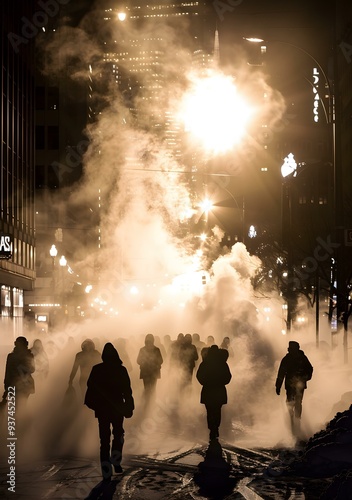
left=84, top=343, right=134, bottom=481
left=3, top=336, right=35, bottom=410
left=275, top=341, right=313, bottom=429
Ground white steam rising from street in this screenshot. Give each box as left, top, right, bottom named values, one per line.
left=1, top=0, right=351, bottom=469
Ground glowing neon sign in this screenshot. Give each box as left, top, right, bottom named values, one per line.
left=313, top=67, right=319, bottom=123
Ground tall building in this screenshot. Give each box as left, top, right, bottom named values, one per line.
left=26, top=2, right=91, bottom=328
left=0, top=1, right=36, bottom=333
left=101, top=0, right=213, bottom=155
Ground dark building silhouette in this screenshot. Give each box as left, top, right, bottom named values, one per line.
left=0, top=1, right=36, bottom=327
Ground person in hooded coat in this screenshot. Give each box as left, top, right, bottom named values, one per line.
left=196, top=345, right=232, bottom=441
left=3, top=336, right=35, bottom=410
left=84, top=343, right=134, bottom=480
left=136, top=333, right=163, bottom=403
left=275, top=340, right=313, bottom=421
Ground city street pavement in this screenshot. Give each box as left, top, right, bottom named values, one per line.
left=0, top=431, right=332, bottom=500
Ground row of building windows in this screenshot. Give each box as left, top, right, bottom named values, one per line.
left=1, top=166, right=35, bottom=233
left=0, top=286, right=23, bottom=317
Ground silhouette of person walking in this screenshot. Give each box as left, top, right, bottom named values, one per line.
left=3, top=336, right=35, bottom=411
left=179, top=334, right=198, bottom=390
left=137, top=334, right=163, bottom=407
left=30, top=339, right=49, bottom=381
left=68, top=339, right=101, bottom=399
left=196, top=345, right=232, bottom=441
left=275, top=340, right=313, bottom=432
left=84, top=343, right=134, bottom=480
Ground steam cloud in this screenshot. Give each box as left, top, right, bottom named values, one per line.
left=2, top=0, right=351, bottom=472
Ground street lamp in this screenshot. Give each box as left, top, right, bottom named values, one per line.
left=59, top=255, right=67, bottom=267
left=280, top=153, right=297, bottom=333
left=245, top=36, right=346, bottom=346
left=49, top=244, right=58, bottom=266
left=49, top=244, right=58, bottom=296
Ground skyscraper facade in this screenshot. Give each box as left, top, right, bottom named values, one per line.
left=0, top=1, right=36, bottom=328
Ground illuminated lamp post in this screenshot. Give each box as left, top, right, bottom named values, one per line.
left=245, top=37, right=345, bottom=346
left=281, top=153, right=297, bottom=333
left=59, top=255, right=67, bottom=315
left=49, top=244, right=58, bottom=269
left=49, top=244, right=58, bottom=296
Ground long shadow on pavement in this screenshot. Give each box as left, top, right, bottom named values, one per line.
left=84, top=479, right=119, bottom=500
left=194, top=439, right=238, bottom=498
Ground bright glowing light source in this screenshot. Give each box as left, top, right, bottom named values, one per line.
left=200, top=198, right=213, bottom=213
left=117, top=11, right=127, bottom=21
left=200, top=233, right=207, bottom=242
left=244, top=37, right=264, bottom=43
left=281, top=152, right=297, bottom=178
left=85, top=285, right=93, bottom=294
left=248, top=225, right=257, bottom=238
left=59, top=255, right=67, bottom=267
left=180, top=70, right=253, bottom=155
left=49, top=244, right=58, bottom=258
left=130, top=286, right=139, bottom=295
left=172, top=271, right=209, bottom=296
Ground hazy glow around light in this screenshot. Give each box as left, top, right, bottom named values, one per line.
left=200, top=198, right=213, bottom=214
left=244, top=37, right=265, bottom=43
left=180, top=71, right=253, bottom=155
left=59, top=255, right=67, bottom=267
left=117, top=12, right=127, bottom=21
left=49, top=244, right=58, bottom=258
left=281, top=152, right=297, bottom=178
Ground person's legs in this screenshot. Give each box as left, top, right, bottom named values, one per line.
left=294, top=387, right=305, bottom=419
left=111, top=415, right=125, bottom=472
left=98, top=416, right=112, bottom=480
left=205, top=404, right=222, bottom=440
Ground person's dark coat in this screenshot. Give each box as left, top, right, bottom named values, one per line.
left=276, top=344, right=313, bottom=393
left=196, top=345, right=232, bottom=407
left=180, top=335, right=198, bottom=375
left=4, top=337, right=35, bottom=397
left=137, top=337, right=163, bottom=381
left=84, top=343, right=134, bottom=418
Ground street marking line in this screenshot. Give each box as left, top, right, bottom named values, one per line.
left=236, top=478, right=265, bottom=500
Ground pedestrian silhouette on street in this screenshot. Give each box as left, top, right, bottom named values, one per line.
left=275, top=341, right=313, bottom=433
left=169, top=333, right=185, bottom=367
left=68, top=339, right=101, bottom=399
left=84, top=343, right=134, bottom=480
left=206, top=335, right=215, bottom=347
left=220, top=337, right=234, bottom=359
left=137, top=334, right=163, bottom=407
left=179, top=334, right=198, bottom=390
left=4, top=336, right=35, bottom=410
left=192, top=333, right=206, bottom=354
left=196, top=345, right=232, bottom=441
left=30, top=339, right=49, bottom=380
